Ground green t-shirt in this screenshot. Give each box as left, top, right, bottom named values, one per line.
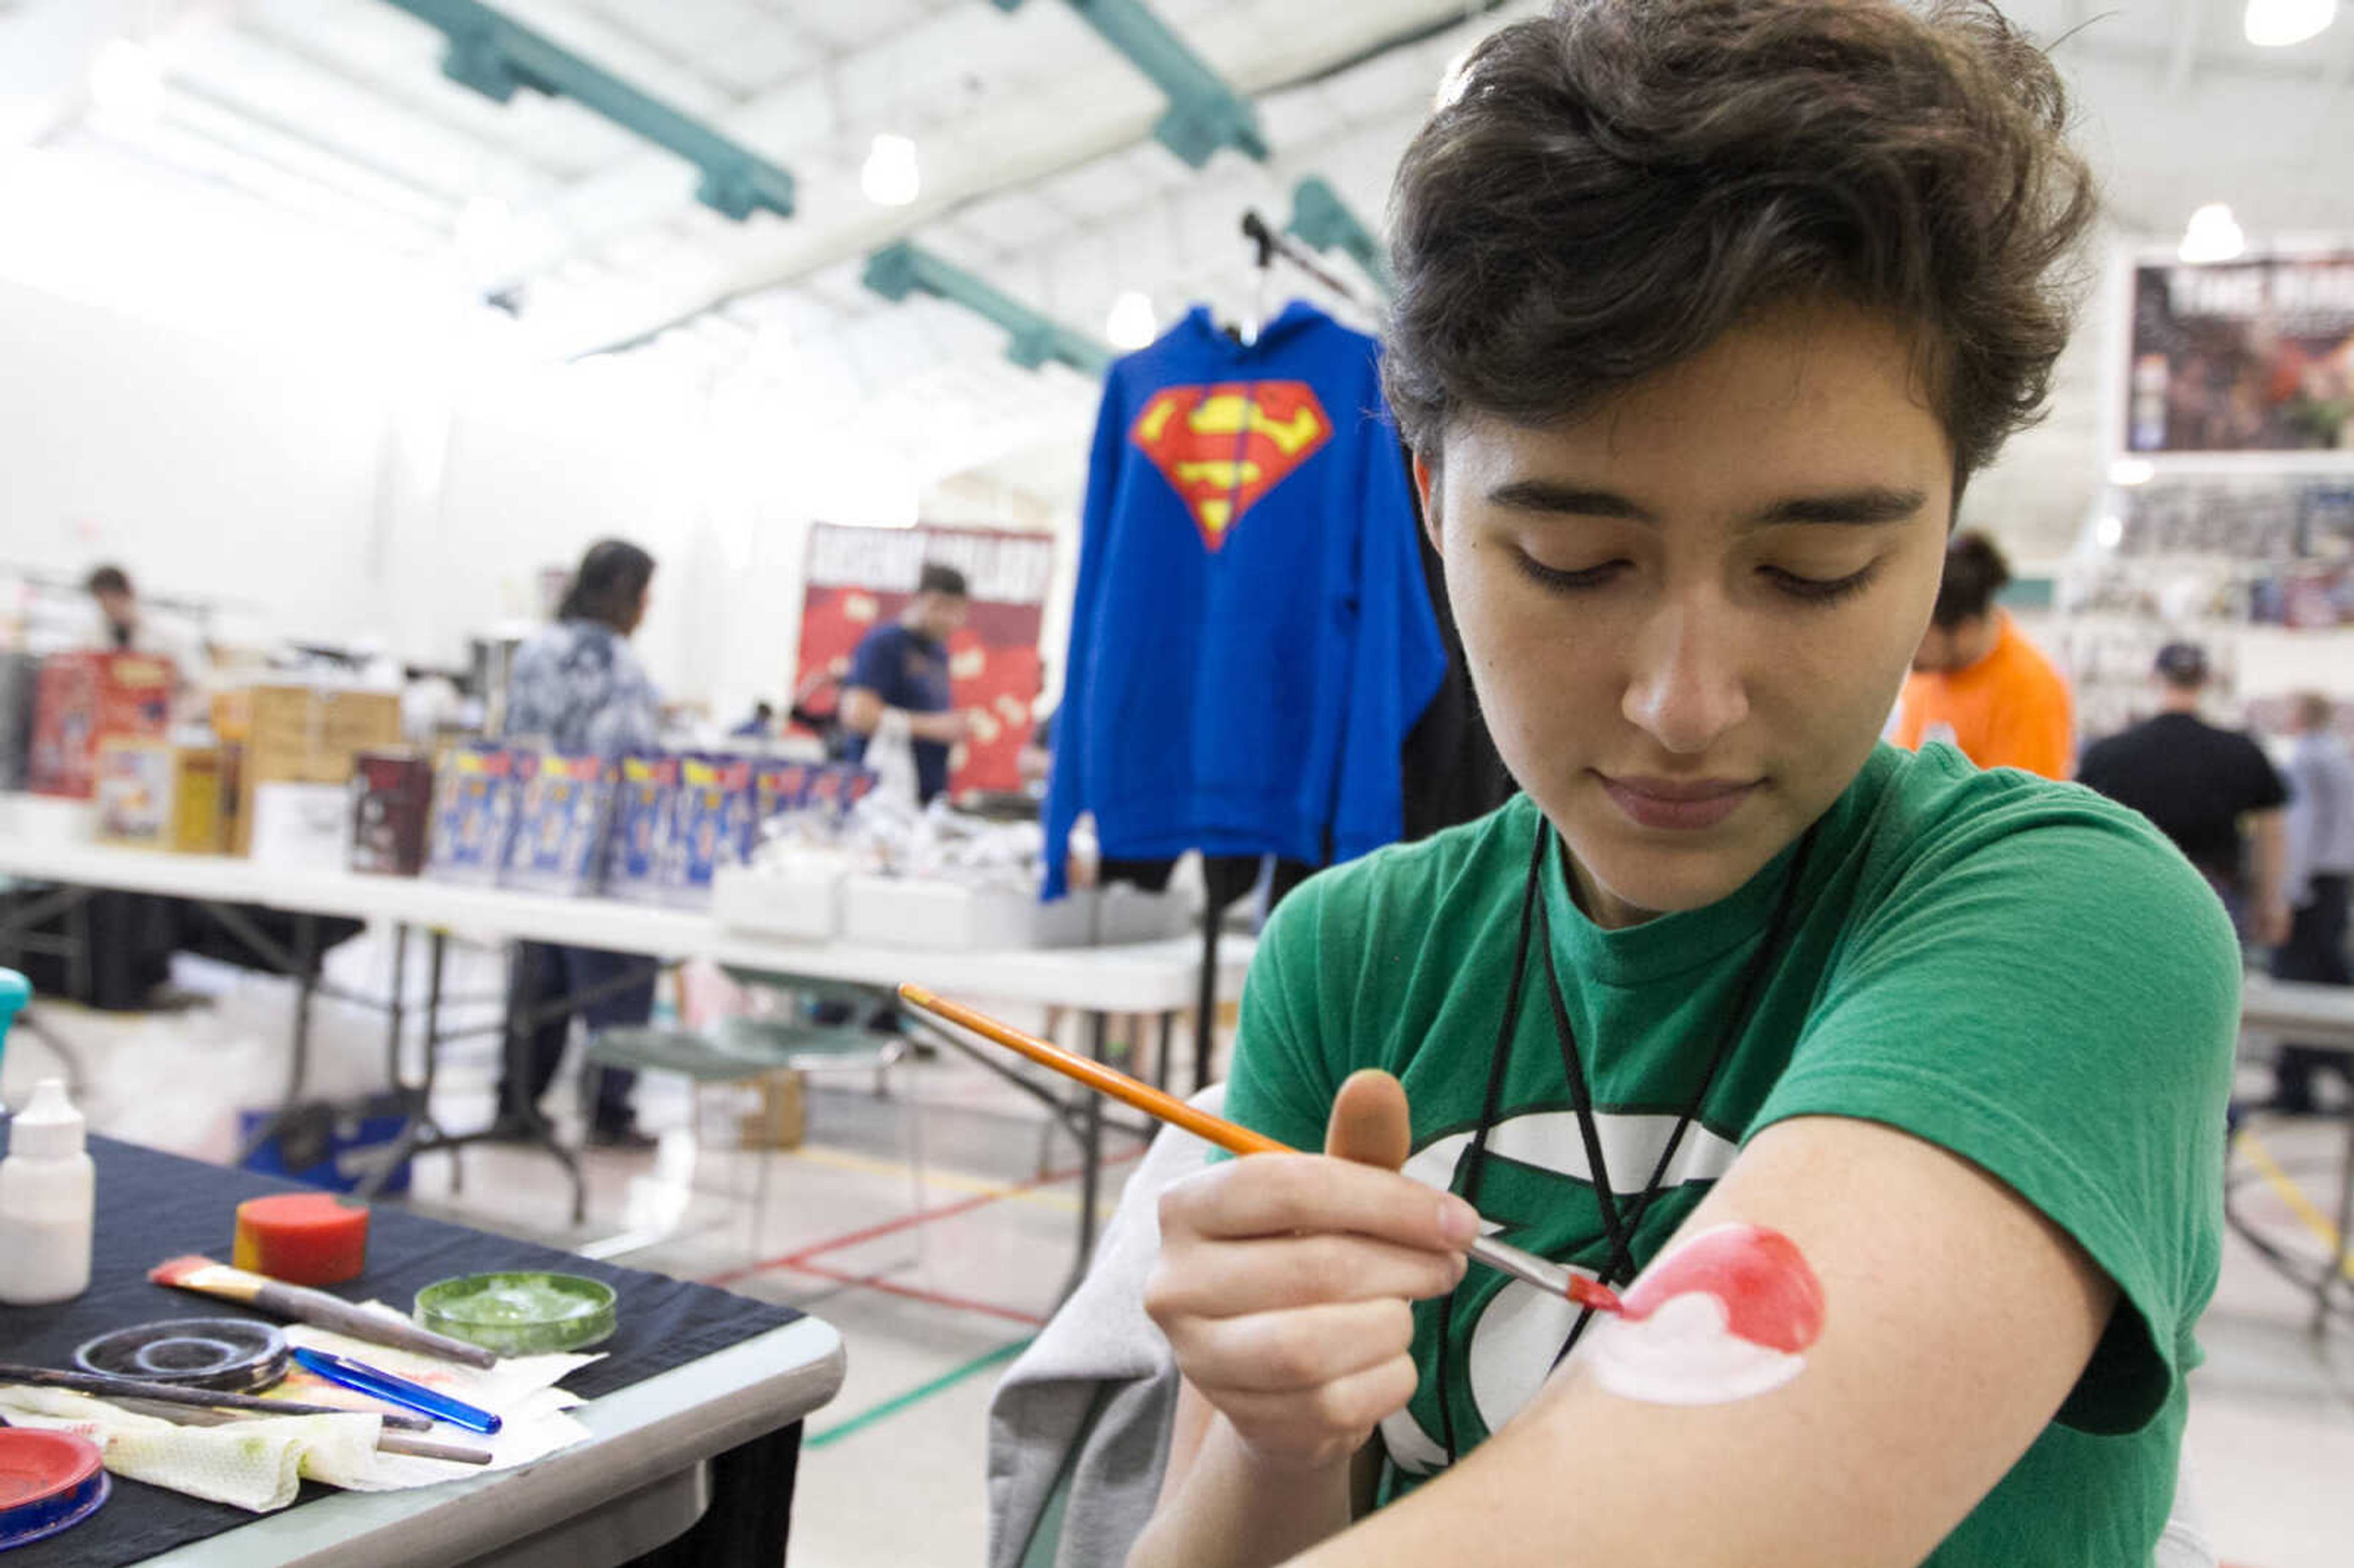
left=1225, top=742, right=2239, bottom=1563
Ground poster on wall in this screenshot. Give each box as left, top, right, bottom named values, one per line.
left=791, top=524, right=1055, bottom=796
left=2125, top=253, right=2354, bottom=453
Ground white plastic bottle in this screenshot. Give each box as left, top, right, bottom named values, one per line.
left=0, top=1078, right=95, bottom=1305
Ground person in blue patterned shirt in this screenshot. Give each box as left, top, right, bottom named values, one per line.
left=496, top=538, right=663, bottom=1149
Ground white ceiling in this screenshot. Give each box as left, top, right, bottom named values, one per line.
left=3, top=0, right=2352, bottom=532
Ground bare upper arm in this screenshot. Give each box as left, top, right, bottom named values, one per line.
left=1287, top=1114, right=2118, bottom=1567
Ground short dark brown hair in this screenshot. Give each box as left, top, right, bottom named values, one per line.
left=1930, top=530, right=2011, bottom=628
left=1383, top=0, right=2095, bottom=495
left=917, top=563, right=970, bottom=599
left=85, top=565, right=132, bottom=597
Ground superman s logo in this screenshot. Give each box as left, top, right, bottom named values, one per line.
left=1130, top=381, right=1334, bottom=552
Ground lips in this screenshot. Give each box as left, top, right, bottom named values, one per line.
left=1596, top=773, right=1760, bottom=831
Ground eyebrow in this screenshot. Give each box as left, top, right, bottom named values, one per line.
left=1484, top=479, right=1929, bottom=528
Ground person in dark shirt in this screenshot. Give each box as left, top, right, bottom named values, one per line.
left=2076, top=641, right=2291, bottom=942
left=839, top=563, right=971, bottom=805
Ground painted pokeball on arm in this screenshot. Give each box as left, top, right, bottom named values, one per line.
left=1587, top=1223, right=1826, bottom=1406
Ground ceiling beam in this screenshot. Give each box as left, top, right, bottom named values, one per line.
left=553, top=0, right=1471, bottom=357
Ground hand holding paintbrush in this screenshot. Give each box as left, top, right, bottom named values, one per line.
left=896, top=984, right=1625, bottom=1313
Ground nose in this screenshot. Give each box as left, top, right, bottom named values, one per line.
left=1620, top=594, right=1750, bottom=756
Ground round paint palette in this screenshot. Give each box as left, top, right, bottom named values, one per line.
left=414, top=1273, right=618, bottom=1356
left=0, top=1429, right=110, bottom=1551
left=74, top=1318, right=290, bottom=1394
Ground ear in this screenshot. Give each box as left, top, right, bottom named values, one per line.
left=1411, top=449, right=1443, bottom=554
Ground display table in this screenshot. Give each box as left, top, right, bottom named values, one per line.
left=0, top=1125, right=844, bottom=1568
left=0, top=832, right=1255, bottom=1276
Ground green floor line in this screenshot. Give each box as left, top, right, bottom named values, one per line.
left=807, top=1338, right=1033, bottom=1449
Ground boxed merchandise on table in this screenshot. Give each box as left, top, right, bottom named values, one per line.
left=503, top=753, right=619, bottom=896
left=670, top=755, right=758, bottom=908
left=213, top=684, right=402, bottom=854
left=247, top=781, right=352, bottom=873
left=606, top=752, right=684, bottom=904
left=802, top=763, right=881, bottom=820
left=28, top=650, right=177, bottom=799
left=752, top=759, right=818, bottom=824
left=425, top=744, right=524, bottom=885
left=349, top=750, right=435, bottom=876
left=94, top=738, right=226, bottom=853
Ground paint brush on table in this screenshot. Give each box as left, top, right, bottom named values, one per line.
left=896, top=983, right=1628, bottom=1317
left=147, top=1257, right=498, bottom=1369
left=0, top=1364, right=433, bottom=1431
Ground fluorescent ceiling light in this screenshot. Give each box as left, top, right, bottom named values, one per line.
left=861, top=134, right=920, bottom=207
left=1106, top=291, right=1157, bottom=350
left=2244, top=0, right=2338, bottom=47
left=90, top=39, right=166, bottom=123
left=2179, top=203, right=2245, bottom=265
left=2095, top=513, right=2125, bottom=550
left=2109, top=458, right=2156, bottom=487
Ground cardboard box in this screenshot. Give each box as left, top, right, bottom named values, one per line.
left=841, top=875, right=1096, bottom=950
left=28, top=650, right=176, bottom=799
left=606, top=753, right=684, bottom=905
left=94, top=739, right=225, bottom=853
left=737, top=1069, right=806, bottom=1152
left=349, top=750, right=435, bottom=876
left=215, top=685, right=402, bottom=853
left=425, top=744, right=524, bottom=885
left=503, top=753, right=619, bottom=897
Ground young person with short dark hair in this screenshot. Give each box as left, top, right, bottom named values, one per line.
left=1898, top=531, right=2076, bottom=778
left=840, top=562, right=973, bottom=806
left=1129, top=5, right=2233, bottom=1566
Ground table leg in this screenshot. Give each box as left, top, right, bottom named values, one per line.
left=1154, top=1011, right=1175, bottom=1094
left=1062, top=1011, right=1108, bottom=1301
left=2320, top=1111, right=2354, bottom=1333
left=385, top=922, right=409, bottom=1092
left=1194, top=915, right=1219, bottom=1094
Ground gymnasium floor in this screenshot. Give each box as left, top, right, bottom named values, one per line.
left=7, top=928, right=2350, bottom=1568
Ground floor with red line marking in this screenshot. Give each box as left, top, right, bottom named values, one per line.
left=24, top=934, right=2354, bottom=1568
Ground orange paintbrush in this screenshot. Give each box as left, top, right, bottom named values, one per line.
left=895, top=982, right=1626, bottom=1315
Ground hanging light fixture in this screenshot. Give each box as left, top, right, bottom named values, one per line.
left=861, top=134, right=920, bottom=207
left=2178, top=204, right=2246, bottom=265
left=2244, top=0, right=2338, bottom=47
left=1105, top=291, right=1157, bottom=350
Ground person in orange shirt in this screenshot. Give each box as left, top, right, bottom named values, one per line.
left=1896, top=531, right=2073, bottom=777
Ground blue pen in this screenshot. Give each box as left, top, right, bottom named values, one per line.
left=291, top=1348, right=503, bottom=1436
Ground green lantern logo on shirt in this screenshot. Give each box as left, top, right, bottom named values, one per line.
left=1380, top=1108, right=1740, bottom=1477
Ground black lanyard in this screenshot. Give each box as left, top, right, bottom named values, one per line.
left=1429, top=813, right=1819, bottom=1465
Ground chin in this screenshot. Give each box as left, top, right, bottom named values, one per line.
left=1565, top=826, right=1777, bottom=920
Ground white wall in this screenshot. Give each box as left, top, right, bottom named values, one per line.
left=0, top=274, right=386, bottom=646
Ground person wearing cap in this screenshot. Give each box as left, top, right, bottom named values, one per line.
left=2076, top=642, right=2291, bottom=943
left=1895, top=531, right=2073, bottom=778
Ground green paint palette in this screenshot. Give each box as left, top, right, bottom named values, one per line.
left=413, top=1273, right=618, bottom=1356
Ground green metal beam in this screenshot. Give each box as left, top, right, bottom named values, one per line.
left=1287, top=177, right=1393, bottom=298
left=863, top=243, right=1114, bottom=378
left=989, top=0, right=1267, bottom=167
left=380, top=0, right=794, bottom=221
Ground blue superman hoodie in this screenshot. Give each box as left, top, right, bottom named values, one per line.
left=1042, top=300, right=1445, bottom=897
